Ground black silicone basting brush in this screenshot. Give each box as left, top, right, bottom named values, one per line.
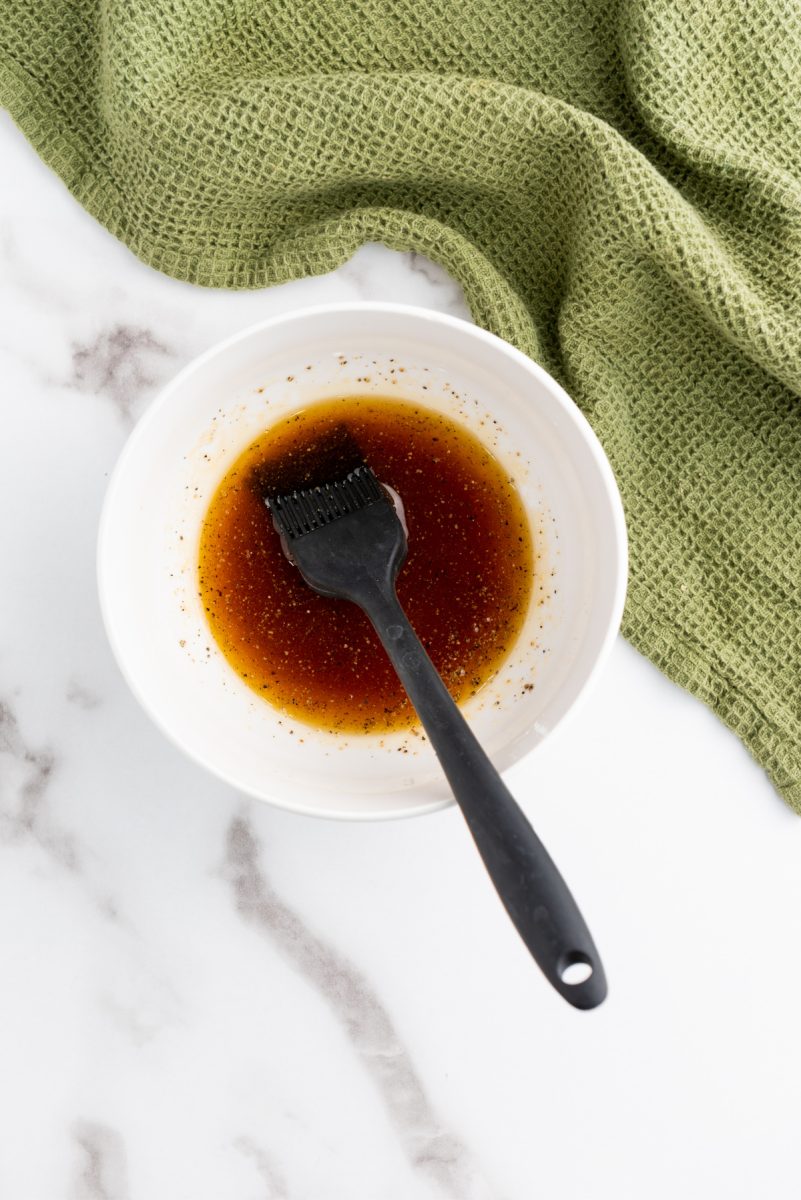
left=267, top=466, right=606, bottom=1009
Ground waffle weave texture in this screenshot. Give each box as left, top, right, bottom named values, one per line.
left=2, top=1, right=801, bottom=808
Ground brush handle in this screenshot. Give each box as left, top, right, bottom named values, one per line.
left=360, top=587, right=607, bottom=1010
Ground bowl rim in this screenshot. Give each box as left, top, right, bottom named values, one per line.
left=97, top=300, right=628, bottom=819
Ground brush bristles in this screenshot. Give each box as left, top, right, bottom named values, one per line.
left=267, top=466, right=385, bottom=539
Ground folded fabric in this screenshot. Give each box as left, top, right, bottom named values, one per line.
left=2, top=0, right=800, bottom=809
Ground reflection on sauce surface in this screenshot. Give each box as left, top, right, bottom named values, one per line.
left=198, top=397, right=533, bottom=732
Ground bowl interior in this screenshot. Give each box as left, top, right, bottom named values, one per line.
left=98, top=306, right=626, bottom=818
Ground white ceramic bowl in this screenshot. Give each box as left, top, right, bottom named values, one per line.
left=98, top=303, right=627, bottom=819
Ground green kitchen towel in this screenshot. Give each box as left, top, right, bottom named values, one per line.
left=2, top=2, right=801, bottom=810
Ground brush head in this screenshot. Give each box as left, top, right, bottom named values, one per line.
left=267, top=466, right=385, bottom=540
left=265, top=466, right=408, bottom=604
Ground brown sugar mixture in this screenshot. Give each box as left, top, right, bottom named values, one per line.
left=198, top=396, right=533, bottom=732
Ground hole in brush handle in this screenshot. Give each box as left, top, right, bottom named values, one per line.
left=559, top=952, right=594, bottom=986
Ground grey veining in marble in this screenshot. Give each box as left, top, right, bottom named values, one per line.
left=72, top=1121, right=131, bottom=1200
left=0, top=695, right=73, bottom=869
left=232, top=1135, right=290, bottom=1200
left=69, top=325, right=174, bottom=424
left=225, top=815, right=495, bottom=1199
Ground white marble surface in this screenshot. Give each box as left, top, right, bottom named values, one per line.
left=3, top=108, right=801, bottom=1200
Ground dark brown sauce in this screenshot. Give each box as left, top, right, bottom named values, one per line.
left=198, top=397, right=533, bottom=733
